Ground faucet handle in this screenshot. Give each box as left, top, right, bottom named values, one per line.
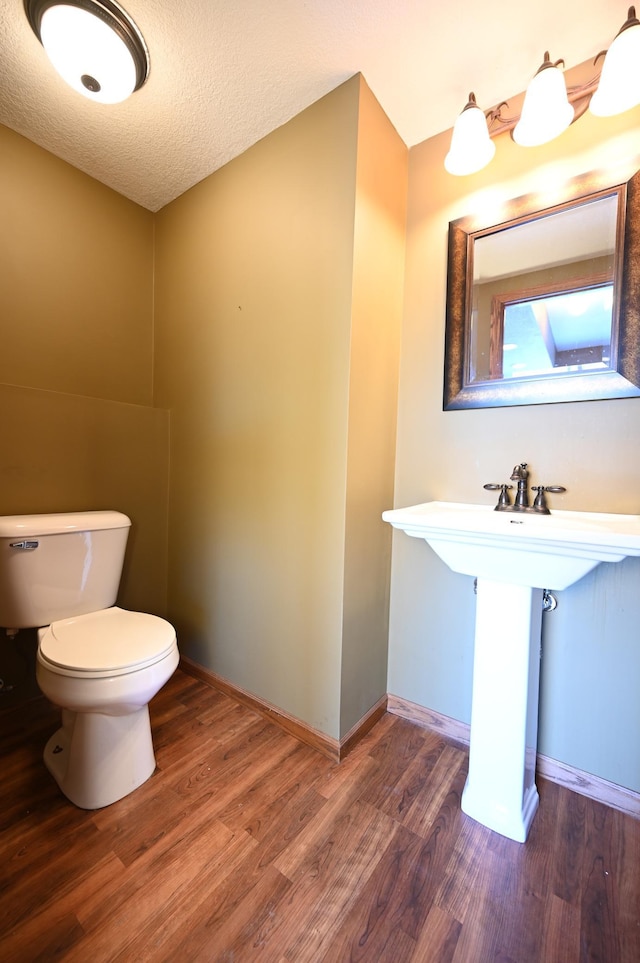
left=484, top=483, right=513, bottom=510
left=531, top=485, right=566, bottom=514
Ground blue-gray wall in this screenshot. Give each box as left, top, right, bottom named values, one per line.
left=388, top=109, right=640, bottom=791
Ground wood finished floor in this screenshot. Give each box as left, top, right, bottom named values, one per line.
left=1, top=669, right=639, bottom=962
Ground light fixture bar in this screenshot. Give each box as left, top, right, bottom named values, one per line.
left=484, top=73, right=602, bottom=141
left=444, top=5, right=640, bottom=174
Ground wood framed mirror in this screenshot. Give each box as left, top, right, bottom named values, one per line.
left=443, top=164, right=640, bottom=409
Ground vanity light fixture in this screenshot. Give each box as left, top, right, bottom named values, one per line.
left=24, top=0, right=149, bottom=104
left=512, top=53, right=574, bottom=147
left=445, top=6, right=640, bottom=175
left=590, top=5, right=640, bottom=116
left=444, top=93, right=496, bottom=176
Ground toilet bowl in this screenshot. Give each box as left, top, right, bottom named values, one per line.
left=0, top=510, right=179, bottom=810
left=36, top=607, right=178, bottom=809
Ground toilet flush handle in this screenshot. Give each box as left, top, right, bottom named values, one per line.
left=9, top=540, right=39, bottom=550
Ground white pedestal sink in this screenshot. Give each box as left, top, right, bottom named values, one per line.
left=383, top=501, right=640, bottom=842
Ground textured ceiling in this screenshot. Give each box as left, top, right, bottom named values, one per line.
left=0, top=0, right=623, bottom=211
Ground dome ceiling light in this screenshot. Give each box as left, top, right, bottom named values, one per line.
left=24, top=0, right=150, bottom=104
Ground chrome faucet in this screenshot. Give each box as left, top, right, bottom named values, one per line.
left=483, top=463, right=566, bottom=514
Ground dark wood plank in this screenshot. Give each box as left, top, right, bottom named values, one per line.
left=1, top=669, right=639, bottom=963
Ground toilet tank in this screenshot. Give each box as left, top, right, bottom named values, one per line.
left=0, top=511, right=131, bottom=629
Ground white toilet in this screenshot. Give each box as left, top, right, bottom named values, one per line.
left=0, top=510, right=179, bottom=809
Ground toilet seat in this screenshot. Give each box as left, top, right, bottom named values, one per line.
left=38, top=606, right=177, bottom=678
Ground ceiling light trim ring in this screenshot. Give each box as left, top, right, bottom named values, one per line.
left=24, top=0, right=149, bottom=92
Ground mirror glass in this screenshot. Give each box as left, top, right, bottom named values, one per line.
left=444, top=166, right=640, bottom=409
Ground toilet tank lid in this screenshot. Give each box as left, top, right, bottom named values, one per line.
left=0, top=511, right=131, bottom=538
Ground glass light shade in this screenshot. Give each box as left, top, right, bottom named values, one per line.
left=590, top=10, right=640, bottom=116
left=444, top=96, right=496, bottom=176
left=38, top=4, right=140, bottom=104
left=513, top=56, right=574, bottom=147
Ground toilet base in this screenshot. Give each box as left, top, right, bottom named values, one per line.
left=43, top=706, right=156, bottom=809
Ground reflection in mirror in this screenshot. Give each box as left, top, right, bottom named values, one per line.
left=444, top=165, right=640, bottom=409
left=500, top=281, right=613, bottom=379
left=470, top=194, right=617, bottom=383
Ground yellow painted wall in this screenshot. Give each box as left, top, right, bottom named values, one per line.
left=388, top=100, right=640, bottom=789
left=0, top=126, right=168, bottom=626
left=1, top=82, right=406, bottom=740
left=340, top=78, right=407, bottom=734
left=155, top=77, right=407, bottom=739
left=1, top=127, right=154, bottom=405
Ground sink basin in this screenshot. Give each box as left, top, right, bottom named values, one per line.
left=383, top=499, right=640, bottom=841
left=382, top=501, right=640, bottom=589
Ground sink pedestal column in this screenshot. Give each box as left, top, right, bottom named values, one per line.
left=461, top=578, right=543, bottom=842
